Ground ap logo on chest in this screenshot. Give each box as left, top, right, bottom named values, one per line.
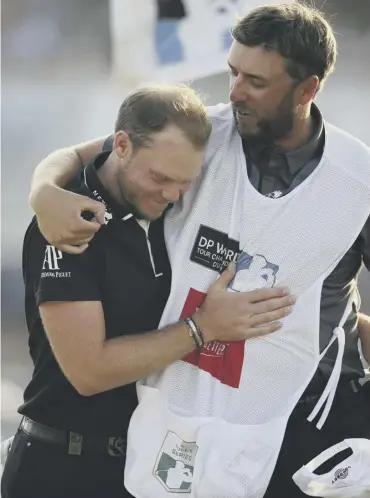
left=229, top=252, right=279, bottom=292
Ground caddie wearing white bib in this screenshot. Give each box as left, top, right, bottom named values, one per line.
left=124, top=105, right=370, bottom=498
left=123, top=5, right=370, bottom=498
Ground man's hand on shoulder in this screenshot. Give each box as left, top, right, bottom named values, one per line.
left=29, top=136, right=109, bottom=254
left=33, top=185, right=106, bottom=254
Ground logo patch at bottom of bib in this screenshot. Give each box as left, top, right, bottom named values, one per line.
left=153, top=431, right=198, bottom=493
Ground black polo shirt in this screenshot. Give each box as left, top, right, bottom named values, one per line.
left=19, top=150, right=171, bottom=436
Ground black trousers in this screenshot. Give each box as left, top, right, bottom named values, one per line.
left=1, top=429, right=134, bottom=498
left=264, top=380, right=370, bottom=498
left=3, top=384, right=369, bottom=498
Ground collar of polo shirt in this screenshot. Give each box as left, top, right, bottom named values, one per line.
left=83, top=151, right=134, bottom=223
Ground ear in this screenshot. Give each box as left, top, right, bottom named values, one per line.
left=297, top=75, right=320, bottom=105
left=114, top=131, right=133, bottom=160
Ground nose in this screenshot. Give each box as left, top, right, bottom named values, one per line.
left=229, top=74, right=246, bottom=104
left=162, top=188, right=181, bottom=203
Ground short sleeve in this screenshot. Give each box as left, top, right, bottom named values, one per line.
left=102, top=135, right=114, bottom=152
left=23, top=219, right=102, bottom=306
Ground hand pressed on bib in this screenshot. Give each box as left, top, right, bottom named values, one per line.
left=194, top=262, right=295, bottom=342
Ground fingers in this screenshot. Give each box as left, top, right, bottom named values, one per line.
left=75, top=217, right=102, bottom=235
left=251, top=294, right=295, bottom=315
left=58, top=244, right=89, bottom=255
left=66, top=238, right=93, bottom=246
left=50, top=223, right=96, bottom=245
left=82, top=199, right=106, bottom=226
left=53, top=237, right=92, bottom=251
left=250, top=305, right=292, bottom=327
left=54, top=232, right=93, bottom=252
left=212, top=262, right=236, bottom=290
left=93, top=208, right=106, bottom=226
left=247, top=286, right=291, bottom=303
left=246, top=322, right=283, bottom=338
left=33, top=189, right=105, bottom=252
left=44, top=217, right=100, bottom=252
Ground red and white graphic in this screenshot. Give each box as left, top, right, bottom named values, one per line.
left=180, top=288, right=245, bottom=388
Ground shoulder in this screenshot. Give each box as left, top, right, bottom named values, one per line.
left=325, top=122, right=370, bottom=155
left=64, top=152, right=105, bottom=202
left=23, top=217, right=102, bottom=277
left=204, top=103, right=237, bottom=157
left=23, top=218, right=104, bottom=305
left=102, top=135, right=114, bottom=152
left=206, top=103, right=235, bottom=134
left=206, top=103, right=234, bottom=122
left=324, top=122, right=370, bottom=186
left=23, top=217, right=46, bottom=265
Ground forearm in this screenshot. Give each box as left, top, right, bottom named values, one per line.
left=30, top=148, right=83, bottom=201
left=83, top=319, right=200, bottom=395
left=358, top=313, right=370, bottom=364
left=42, top=277, right=293, bottom=395
left=29, top=137, right=106, bottom=210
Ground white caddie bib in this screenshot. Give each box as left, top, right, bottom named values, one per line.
left=292, top=438, right=370, bottom=497
left=125, top=104, right=370, bottom=498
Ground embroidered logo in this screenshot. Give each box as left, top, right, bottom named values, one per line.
left=153, top=431, right=197, bottom=493
left=266, top=190, right=283, bottom=199
left=42, top=245, right=63, bottom=271
left=229, top=252, right=279, bottom=292
left=41, top=245, right=72, bottom=279
left=332, top=466, right=351, bottom=484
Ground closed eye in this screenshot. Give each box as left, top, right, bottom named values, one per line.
left=250, top=79, right=267, bottom=89
left=228, top=62, right=267, bottom=88
left=152, top=173, right=169, bottom=183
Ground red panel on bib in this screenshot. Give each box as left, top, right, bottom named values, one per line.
left=181, top=288, right=245, bottom=388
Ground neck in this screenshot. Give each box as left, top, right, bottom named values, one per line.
left=96, top=154, right=125, bottom=205
left=275, top=104, right=314, bottom=151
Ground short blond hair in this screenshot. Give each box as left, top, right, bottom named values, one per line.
left=115, top=84, right=212, bottom=150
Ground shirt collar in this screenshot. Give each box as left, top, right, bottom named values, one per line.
left=244, top=103, right=325, bottom=175
left=284, top=103, right=324, bottom=175
left=83, top=150, right=134, bottom=223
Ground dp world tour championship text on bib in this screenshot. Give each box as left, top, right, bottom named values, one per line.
left=125, top=104, right=370, bottom=498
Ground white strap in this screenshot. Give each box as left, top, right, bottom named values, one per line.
left=309, top=326, right=346, bottom=429
left=307, top=293, right=355, bottom=429
left=305, top=440, right=350, bottom=473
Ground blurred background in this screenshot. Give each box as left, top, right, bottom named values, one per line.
left=1, top=0, right=370, bottom=440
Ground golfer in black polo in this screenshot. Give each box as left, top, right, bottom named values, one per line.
left=1, top=84, right=293, bottom=498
